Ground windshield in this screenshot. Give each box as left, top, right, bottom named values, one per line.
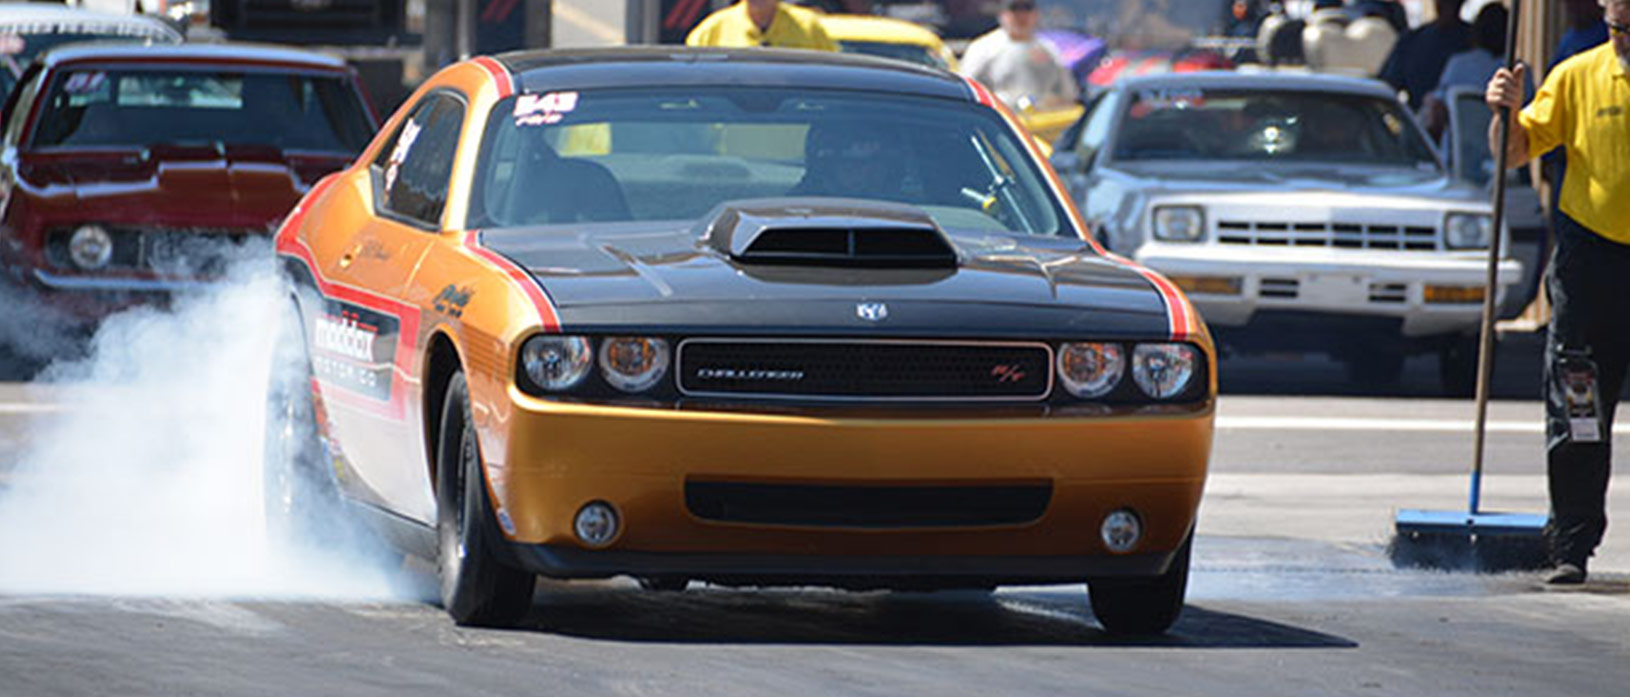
left=1113, top=88, right=1440, bottom=168
left=30, top=67, right=374, bottom=153
left=470, top=87, right=1069, bottom=236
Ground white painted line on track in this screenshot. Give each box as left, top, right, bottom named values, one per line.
left=0, top=403, right=66, bottom=414
left=1218, top=416, right=1630, bottom=434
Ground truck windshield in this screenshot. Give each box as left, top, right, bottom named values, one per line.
left=1114, top=88, right=1440, bottom=168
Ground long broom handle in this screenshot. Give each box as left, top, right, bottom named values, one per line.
left=1471, top=0, right=1522, bottom=515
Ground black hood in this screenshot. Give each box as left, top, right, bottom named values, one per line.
left=478, top=200, right=1175, bottom=340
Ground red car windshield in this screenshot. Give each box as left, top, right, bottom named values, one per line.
left=30, top=67, right=373, bottom=154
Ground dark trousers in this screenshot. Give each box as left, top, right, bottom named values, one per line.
left=1544, top=213, right=1630, bottom=565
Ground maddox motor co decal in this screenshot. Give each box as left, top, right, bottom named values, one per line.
left=311, top=300, right=399, bottom=402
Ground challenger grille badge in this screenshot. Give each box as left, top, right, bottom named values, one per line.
left=856, top=302, right=889, bottom=322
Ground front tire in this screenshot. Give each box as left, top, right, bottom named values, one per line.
left=1088, top=533, right=1192, bottom=635
left=436, top=371, right=536, bottom=627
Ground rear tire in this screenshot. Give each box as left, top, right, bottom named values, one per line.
left=263, top=301, right=344, bottom=550
left=1088, top=533, right=1192, bottom=635
left=436, top=371, right=536, bottom=627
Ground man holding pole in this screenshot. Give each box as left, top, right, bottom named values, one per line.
left=1487, top=0, right=1630, bottom=585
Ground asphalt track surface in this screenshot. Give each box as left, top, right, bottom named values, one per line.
left=1, top=334, right=1628, bottom=696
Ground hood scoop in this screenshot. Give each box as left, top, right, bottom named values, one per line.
left=701, top=197, right=958, bottom=269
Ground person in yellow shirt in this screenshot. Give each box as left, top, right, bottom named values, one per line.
left=1487, top=0, right=1630, bottom=586
left=685, top=0, right=838, bottom=51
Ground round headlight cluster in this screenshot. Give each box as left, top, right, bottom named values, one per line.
left=520, top=335, right=593, bottom=392
left=1058, top=342, right=1125, bottom=398
left=598, top=337, right=670, bottom=392
left=520, top=335, right=670, bottom=394
left=1055, top=341, right=1200, bottom=401
left=69, top=225, right=114, bottom=270
left=1131, top=343, right=1199, bottom=399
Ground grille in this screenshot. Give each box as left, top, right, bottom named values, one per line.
left=1259, top=278, right=1299, bottom=299
left=685, top=481, right=1053, bottom=528
left=1217, top=220, right=1439, bottom=251
left=677, top=339, right=1053, bottom=401
left=46, top=227, right=255, bottom=275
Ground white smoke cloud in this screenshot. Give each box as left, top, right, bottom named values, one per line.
left=0, top=242, right=411, bottom=599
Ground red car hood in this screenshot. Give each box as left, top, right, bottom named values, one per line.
left=17, top=145, right=351, bottom=230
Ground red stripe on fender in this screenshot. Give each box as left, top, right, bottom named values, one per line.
left=1106, top=253, right=1190, bottom=341
left=471, top=56, right=514, bottom=98
left=463, top=230, right=561, bottom=333
left=961, top=76, right=997, bottom=106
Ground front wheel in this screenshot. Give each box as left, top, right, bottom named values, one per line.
left=1088, top=533, right=1192, bottom=635
left=436, top=371, right=536, bottom=627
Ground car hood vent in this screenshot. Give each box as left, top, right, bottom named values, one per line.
left=701, top=197, right=958, bottom=269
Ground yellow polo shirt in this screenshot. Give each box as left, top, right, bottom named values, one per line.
left=685, top=2, right=838, bottom=51
left=1519, top=42, right=1630, bottom=241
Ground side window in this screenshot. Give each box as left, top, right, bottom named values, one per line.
left=374, top=93, right=464, bottom=228
left=1077, top=90, right=1122, bottom=161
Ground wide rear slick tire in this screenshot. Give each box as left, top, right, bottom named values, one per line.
left=436, top=372, right=536, bottom=627
left=1088, top=533, right=1192, bottom=635
left=263, top=301, right=345, bottom=550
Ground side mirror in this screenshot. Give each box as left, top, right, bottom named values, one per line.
left=1050, top=150, right=1082, bottom=174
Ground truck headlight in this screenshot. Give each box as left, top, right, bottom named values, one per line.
left=1131, top=343, right=1198, bottom=399
left=69, top=225, right=114, bottom=270
left=1152, top=206, right=1205, bottom=242
left=598, top=337, right=669, bottom=393
left=520, top=335, right=593, bottom=392
left=1057, top=342, right=1125, bottom=399
left=1445, top=213, right=1492, bottom=249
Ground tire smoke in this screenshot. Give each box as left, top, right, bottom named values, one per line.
left=0, top=241, right=409, bottom=599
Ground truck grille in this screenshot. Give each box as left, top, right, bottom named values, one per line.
left=676, top=339, right=1053, bottom=401
left=1217, top=220, right=1438, bottom=251
left=685, top=481, right=1053, bottom=528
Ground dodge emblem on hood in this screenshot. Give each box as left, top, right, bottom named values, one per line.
left=856, top=302, right=888, bottom=322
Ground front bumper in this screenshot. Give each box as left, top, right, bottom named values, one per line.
left=1138, top=243, right=1521, bottom=337
left=484, top=389, right=1213, bottom=582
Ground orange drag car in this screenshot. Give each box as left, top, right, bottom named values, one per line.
left=265, top=48, right=1215, bottom=634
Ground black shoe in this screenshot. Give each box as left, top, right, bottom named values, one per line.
left=1545, top=562, right=1586, bottom=585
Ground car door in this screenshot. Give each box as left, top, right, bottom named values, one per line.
left=313, top=91, right=465, bottom=521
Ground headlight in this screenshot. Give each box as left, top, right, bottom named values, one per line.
left=520, top=335, right=593, bottom=392
left=69, top=225, right=114, bottom=270
left=1151, top=206, right=1205, bottom=242
left=598, top=336, right=669, bottom=393
left=1445, top=213, right=1493, bottom=249
left=1057, top=342, right=1125, bottom=399
left=1131, top=343, right=1198, bottom=399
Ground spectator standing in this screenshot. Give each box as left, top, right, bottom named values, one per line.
left=1544, top=0, right=1611, bottom=242
left=1420, top=2, right=1529, bottom=142
left=685, top=0, right=838, bottom=51
left=1380, top=0, right=1471, bottom=110
left=960, top=0, right=1078, bottom=110
left=1486, top=0, right=1630, bottom=586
